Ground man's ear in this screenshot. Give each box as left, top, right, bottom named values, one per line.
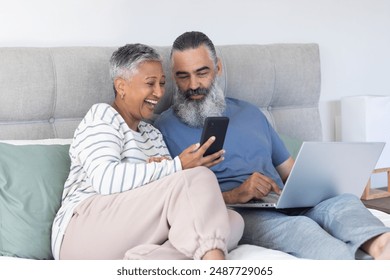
left=216, top=58, right=223, bottom=76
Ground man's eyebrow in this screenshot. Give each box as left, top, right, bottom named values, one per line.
left=175, top=66, right=211, bottom=76
left=195, top=66, right=210, bottom=73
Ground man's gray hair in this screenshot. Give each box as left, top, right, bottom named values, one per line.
left=170, top=31, right=218, bottom=67
left=109, top=44, right=161, bottom=95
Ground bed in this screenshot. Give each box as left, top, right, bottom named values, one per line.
left=1, top=44, right=389, bottom=260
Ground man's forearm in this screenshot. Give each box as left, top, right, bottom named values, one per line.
left=222, top=188, right=241, bottom=204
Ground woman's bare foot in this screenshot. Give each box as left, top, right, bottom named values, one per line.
left=201, top=249, right=225, bottom=260
left=362, top=232, right=390, bottom=259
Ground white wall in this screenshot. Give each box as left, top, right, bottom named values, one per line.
left=1, top=0, right=390, bottom=140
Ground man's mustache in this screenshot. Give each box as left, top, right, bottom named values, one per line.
left=184, top=87, right=209, bottom=99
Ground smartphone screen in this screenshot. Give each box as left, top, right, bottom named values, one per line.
left=200, top=116, right=229, bottom=156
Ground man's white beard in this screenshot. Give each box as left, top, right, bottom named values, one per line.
left=173, top=79, right=226, bottom=128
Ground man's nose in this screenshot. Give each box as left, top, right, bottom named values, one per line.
left=189, top=76, right=200, bottom=90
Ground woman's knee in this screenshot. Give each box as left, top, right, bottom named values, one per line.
left=183, top=166, right=220, bottom=191
left=187, top=166, right=215, bottom=179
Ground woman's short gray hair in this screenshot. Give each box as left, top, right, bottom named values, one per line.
left=109, top=44, right=162, bottom=93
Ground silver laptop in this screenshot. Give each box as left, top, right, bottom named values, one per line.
left=227, top=141, right=385, bottom=209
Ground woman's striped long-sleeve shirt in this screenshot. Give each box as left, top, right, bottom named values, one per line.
left=51, top=103, right=182, bottom=259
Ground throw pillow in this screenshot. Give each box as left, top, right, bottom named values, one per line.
left=0, top=143, right=70, bottom=259
left=279, top=134, right=303, bottom=159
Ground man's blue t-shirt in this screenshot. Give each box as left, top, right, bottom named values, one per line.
left=154, top=98, right=290, bottom=192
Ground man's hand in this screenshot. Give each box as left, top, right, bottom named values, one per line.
left=223, top=172, right=281, bottom=204
left=179, top=136, right=225, bottom=169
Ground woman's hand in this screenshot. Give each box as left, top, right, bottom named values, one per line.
left=147, top=156, right=170, bottom=163
left=179, top=136, right=225, bottom=170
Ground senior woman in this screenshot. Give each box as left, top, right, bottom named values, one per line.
left=51, top=43, right=243, bottom=260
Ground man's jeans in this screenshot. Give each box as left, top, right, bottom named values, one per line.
left=236, top=194, right=390, bottom=259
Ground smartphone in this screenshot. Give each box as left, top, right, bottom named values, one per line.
left=200, top=116, right=229, bottom=156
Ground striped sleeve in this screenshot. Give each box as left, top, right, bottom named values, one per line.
left=72, top=104, right=182, bottom=195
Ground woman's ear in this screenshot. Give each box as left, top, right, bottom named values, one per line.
left=114, top=78, right=126, bottom=99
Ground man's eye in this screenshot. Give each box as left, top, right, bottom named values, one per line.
left=198, top=72, right=208, bottom=77
left=177, top=75, right=189, bottom=80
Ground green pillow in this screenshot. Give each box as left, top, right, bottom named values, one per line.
left=279, top=134, right=303, bottom=159
left=0, top=143, right=70, bottom=259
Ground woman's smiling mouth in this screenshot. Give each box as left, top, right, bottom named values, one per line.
left=145, top=98, right=158, bottom=109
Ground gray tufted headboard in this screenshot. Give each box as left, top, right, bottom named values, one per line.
left=0, top=44, right=322, bottom=141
